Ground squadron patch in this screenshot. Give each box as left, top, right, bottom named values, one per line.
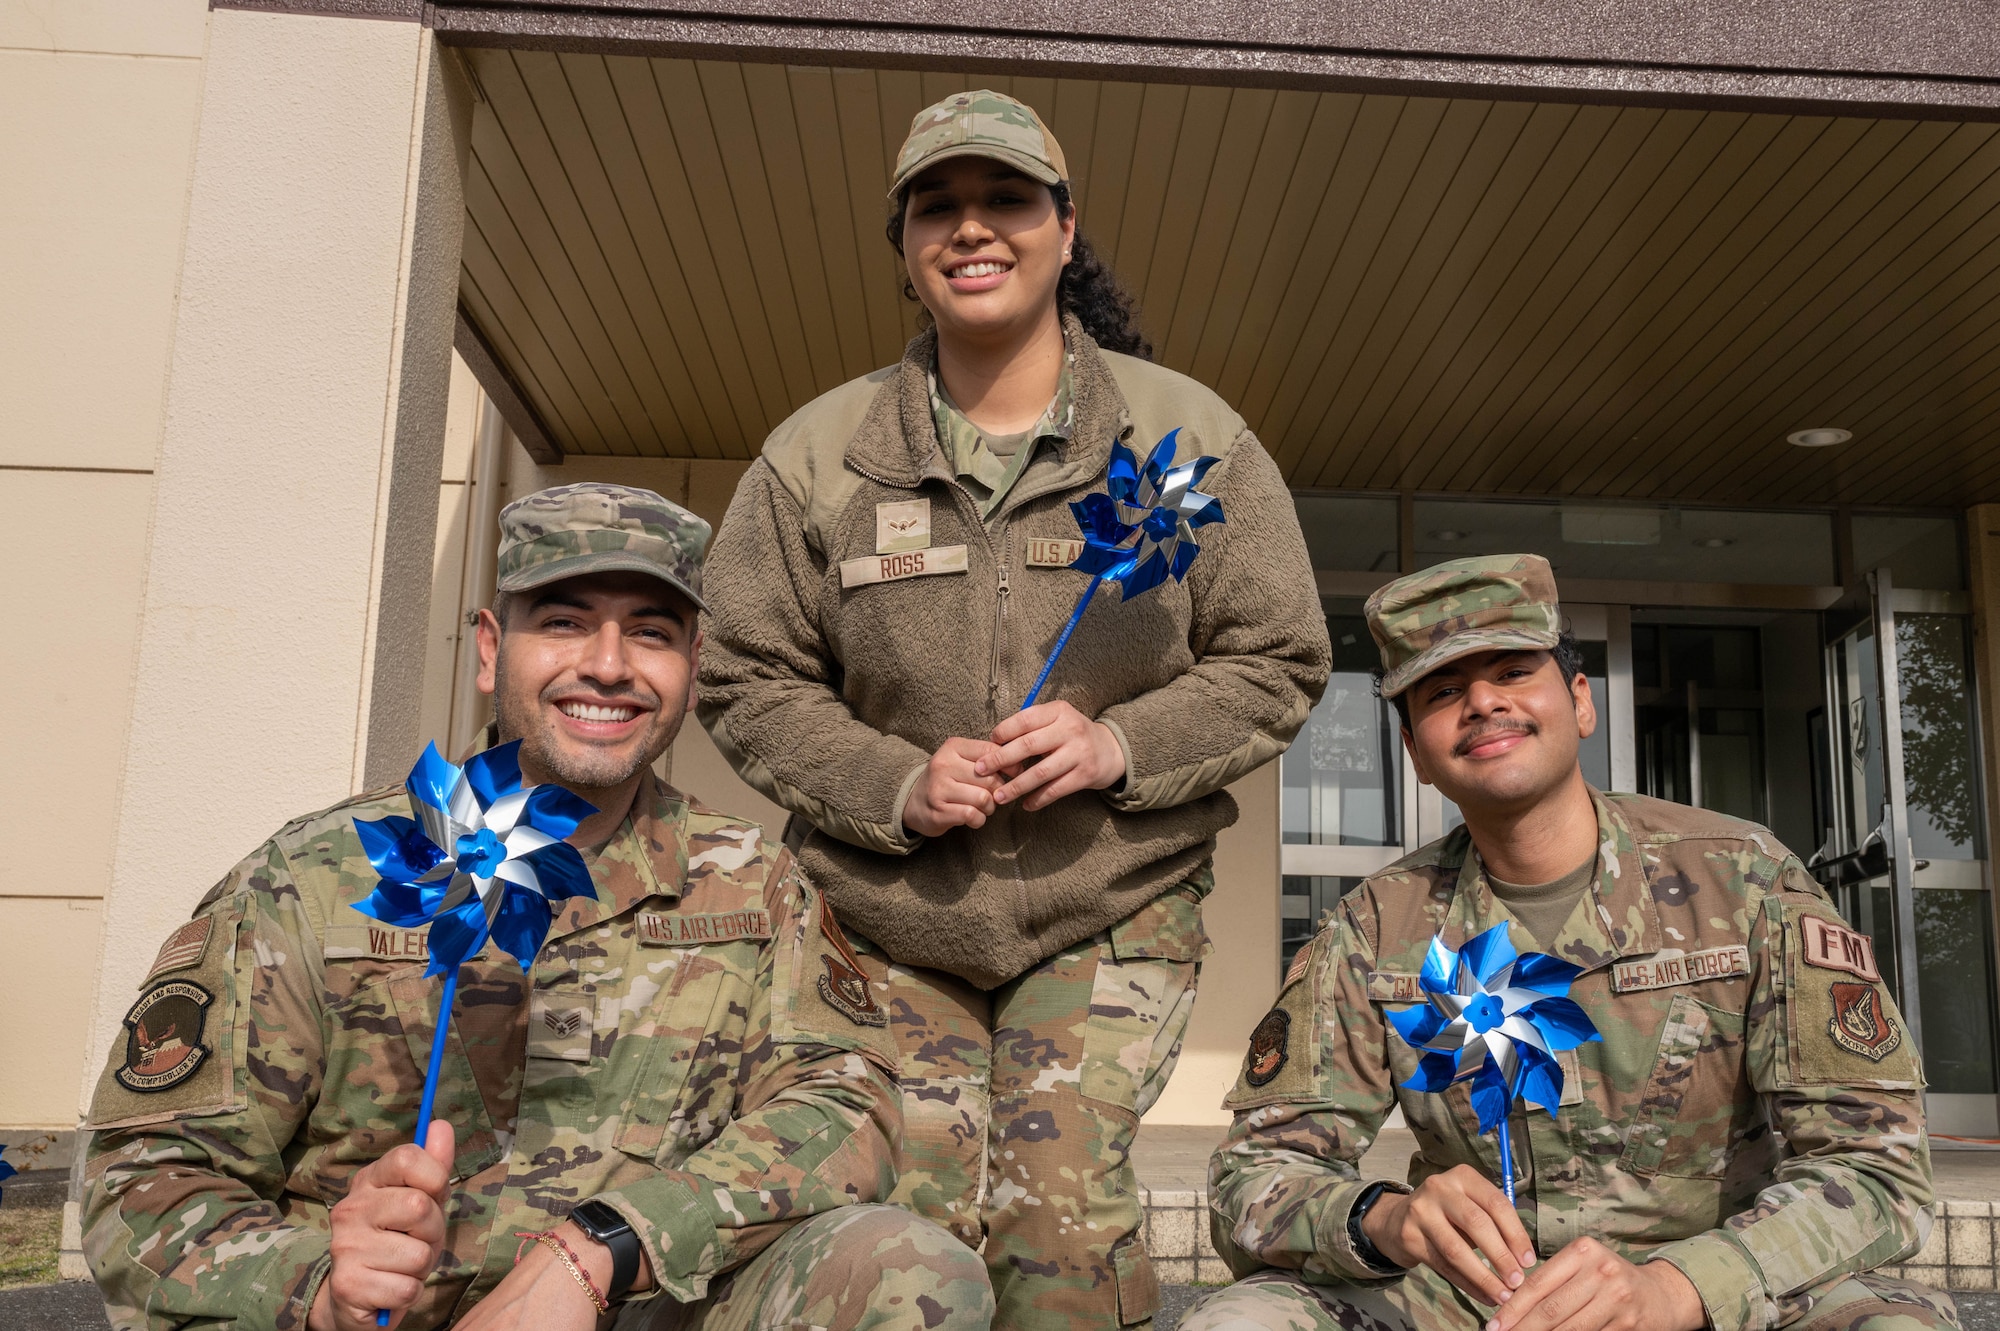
left=115, top=980, right=213, bottom=1093
left=1829, top=981, right=1902, bottom=1061
left=1245, top=1008, right=1291, bottom=1086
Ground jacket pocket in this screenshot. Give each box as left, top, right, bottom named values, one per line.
left=608, top=947, right=737, bottom=1166
left=1620, top=992, right=1750, bottom=1178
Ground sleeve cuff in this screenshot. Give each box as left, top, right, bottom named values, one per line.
left=1313, top=1178, right=1411, bottom=1284
left=1645, top=1231, right=1766, bottom=1331
left=596, top=1177, right=722, bottom=1304
left=217, top=1229, right=331, bottom=1329
left=882, top=761, right=929, bottom=854
left=1097, top=718, right=1145, bottom=812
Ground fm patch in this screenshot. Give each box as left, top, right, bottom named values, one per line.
left=1245, top=1008, right=1291, bottom=1086
left=1829, top=981, right=1902, bottom=1061
left=146, top=917, right=213, bottom=980
left=1800, top=916, right=1881, bottom=981
left=116, top=980, right=213, bottom=1093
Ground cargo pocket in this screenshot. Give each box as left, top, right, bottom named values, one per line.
left=1113, top=1233, right=1161, bottom=1326
left=1621, top=993, right=1750, bottom=1178
left=609, top=949, right=733, bottom=1165
left=1087, top=887, right=1206, bottom=1115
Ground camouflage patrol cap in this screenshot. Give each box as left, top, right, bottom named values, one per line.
left=496, top=483, right=709, bottom=611
left=889, top=90, right=1069, bottom=200
left=1365, top=554, right=1561, bottom=698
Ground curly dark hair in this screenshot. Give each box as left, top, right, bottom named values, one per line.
left=886, top=180, right=1152, bottom=360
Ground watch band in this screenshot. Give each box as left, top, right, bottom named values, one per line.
left=568, top=1199, right=642, bottom=1303
left=1347, top=1181, right=1408, bottom=1275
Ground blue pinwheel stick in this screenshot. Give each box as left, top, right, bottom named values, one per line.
left=351, top=740, right=597, bottom=1324
left=1021, top=428, right=1224, bottom=708
left=1385, top=924, right=1600, bottom=1203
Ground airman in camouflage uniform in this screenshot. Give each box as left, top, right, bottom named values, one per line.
left=82, top=484, right=992, bottom=1331
left=1191, top=555, right=1953, bottom=1331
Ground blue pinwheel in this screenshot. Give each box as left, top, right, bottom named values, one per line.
left=1385, top=924, right=1600, bottom=1202
left=351, top=740, right=596, bottom=1326
left=1022, top=428, right=1224, bottom=707
left=0, top=1144, right=16, bottom=1207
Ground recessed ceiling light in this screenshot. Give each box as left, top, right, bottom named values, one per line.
left=1787, top=428, right=1852, bottom=448
left=1695, top=537, right=1734, bottom=548
left=1431, top=530, right=1466, bottom=542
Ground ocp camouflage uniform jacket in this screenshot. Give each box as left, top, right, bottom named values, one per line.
left=1211, top=789, right=1933, bottom=1331
left=82, top=772, right=901, bottom=1331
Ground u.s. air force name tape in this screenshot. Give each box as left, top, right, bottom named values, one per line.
left=839, top=544, right=969, bottom=588
left=1611, top=944, right=1750, bottom=992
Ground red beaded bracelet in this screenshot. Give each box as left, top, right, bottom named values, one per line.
left=513, top=1229, right=611, bottom=1313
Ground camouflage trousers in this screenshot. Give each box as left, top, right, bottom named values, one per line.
left=856, top=881, right=1207, bottom=1330
left=1179, top=1267, right=1960, bottom=1331
left=616, top=1204, right=994, bottom=1330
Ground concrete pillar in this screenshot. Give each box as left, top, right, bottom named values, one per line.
left=67, top=7, right=472, bottom=1266
left=1968, top=506, right=2000, bottom=886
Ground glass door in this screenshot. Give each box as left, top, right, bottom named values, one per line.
left=1812, top=570, right=1998, bottom=1136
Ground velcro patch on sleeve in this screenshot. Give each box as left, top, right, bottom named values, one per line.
left=1798, top=915, right=1881, bottom=981
left=146, top=917, right=213, bottom=980
left=1611, top=945, right=1750, bottom=992
left=838, top=544, right=968, bottom=588
left=87, top=904, right=244, bottom=1131
left=637, top=910, right=773, bottom=947
left=1779, top=901, right=1918, bottom=1089
left=1226, top=946, right=1324, bottom=1109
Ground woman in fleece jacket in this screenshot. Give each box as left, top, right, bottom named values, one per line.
left=696, top=89, right=1331, bottom=1329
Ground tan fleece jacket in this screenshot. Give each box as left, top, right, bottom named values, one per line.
left=697, top=320, right=1331, bottom=988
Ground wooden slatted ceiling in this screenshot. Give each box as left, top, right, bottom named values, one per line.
left=459, top=49, right=2000, bottom=507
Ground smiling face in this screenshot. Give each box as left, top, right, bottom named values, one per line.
left=1401, top=648, right=1597, bottom=816
left=901, top=156, right=1074, bottom=346
left=475, top=570, right=699, bottom=796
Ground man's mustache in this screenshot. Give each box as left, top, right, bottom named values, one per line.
left=1454, top=719, right=1536, bottom=757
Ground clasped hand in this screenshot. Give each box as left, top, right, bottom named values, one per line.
left=901, top=701, right=1126, bottom=836
left=1361, top=1165, right=1706, bottom=1331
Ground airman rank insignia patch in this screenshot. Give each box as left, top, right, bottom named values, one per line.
left=116, top=980, right=213, bottom=1093
left=1829, top=981, right=1902, bottom=1061
left=1245, top=1008, right=1291, bottom=1086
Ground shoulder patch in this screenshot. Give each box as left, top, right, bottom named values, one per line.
left=1245, top=1008, right=1291, bottom=1086
left=146, top=917, right=213, bottom=980
left=1776, top=898, right=1919, bottom=1089
left=115, top=980, right=214, bottom=1093
left=815, top=904, right=885, bottom=1027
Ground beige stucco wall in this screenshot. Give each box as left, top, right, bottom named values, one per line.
left=0, top=0, right=208, bottom=1133
left=76, top=9, right=472, bottom=1129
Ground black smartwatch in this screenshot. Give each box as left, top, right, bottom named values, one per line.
left=569, top=1199, right=642, bottom=1303
left=1348, top=1181, right=1408, bottom=1275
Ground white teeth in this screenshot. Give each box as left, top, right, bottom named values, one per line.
left=953, top=261, right=1008, bottom=278
left=560, top=702, right=636, bottom=723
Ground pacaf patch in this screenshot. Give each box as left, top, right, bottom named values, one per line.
left=816, top=904, right=886, bottom=1027
left=1245, top=1008, right=1291, bottom=1086
left=1829, top=981, right=1903, bottom=1061
left=116, top=980, right=213, bottom=1093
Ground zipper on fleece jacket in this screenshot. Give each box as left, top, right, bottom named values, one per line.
left=990, top=561, right=1010, bottom=724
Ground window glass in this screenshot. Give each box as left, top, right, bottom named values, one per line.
left=1282, top=611, right=1401, bottom=846
left=1412, top=500, right=1835, bottom=585
left=1853, top=515, right=1963, bottom=591
left=1293, top=494, right=1399, bottom=573
left=1281, top=875, right=1366, bottom=977
left=1896, top=615, right=1984, bottom=860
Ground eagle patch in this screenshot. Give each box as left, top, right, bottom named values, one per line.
left=1245, top=1008, right=1291, bottom=1086
left=1829, top=981, right=1902, bottom=1062
left=116, top=980, right=213, bottom=1093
